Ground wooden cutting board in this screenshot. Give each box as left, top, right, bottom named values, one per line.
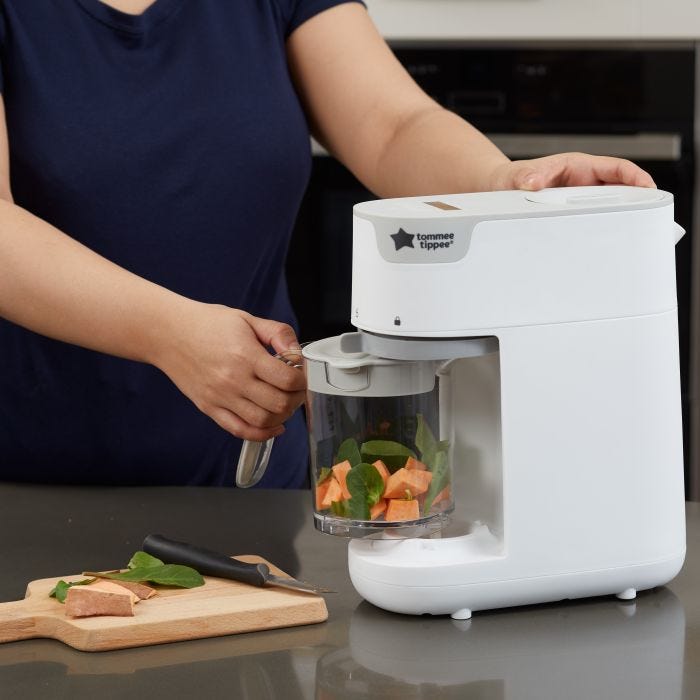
left=0, top=556, right=328, bottom=652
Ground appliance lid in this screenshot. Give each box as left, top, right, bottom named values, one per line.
left=353, top=185, right=672, bottom=223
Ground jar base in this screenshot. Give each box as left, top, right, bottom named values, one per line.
left=313, top=509, right=453, bottom=539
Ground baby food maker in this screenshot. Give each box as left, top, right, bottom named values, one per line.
left=301, top=185, right=687, bottom=619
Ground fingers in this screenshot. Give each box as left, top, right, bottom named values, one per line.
left=590, top=156, right=656, bottom=188
left=246, top=314, right=301, bottom=356
left=209, top=405, right=286, bottom=442
left=511, top=153, right=656, bottom=191
left=205, top=379, right=303, bottom=440
left=255, top=353, right=306, bottom=392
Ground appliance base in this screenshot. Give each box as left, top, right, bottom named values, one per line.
left=348, top=551, right=685, bottom=617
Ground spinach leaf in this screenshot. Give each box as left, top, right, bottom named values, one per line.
left=347, top=463, right=384, bottom=509
left=416, top=414, right=451, bottom=472
left=360, top=440, right=416, bottom=472
left=84, top=564, right=205, bottom=589
left=127, top=551, right=164, bottom=570
left=423, top=450, right=450, bottom=514
left=415, top=413, right=436, bottom=459
left=347, top=495, right=370, bottom=521
left=335, top=438, right=362, bottom=466
left=330, top=499, right=350, bottom=518
left=49, top=578, right=96, bottom=604
left=316, top=467, right=332, bottom=485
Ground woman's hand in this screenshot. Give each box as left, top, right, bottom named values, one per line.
left=486, top=152, right=656, bottom=192
left=155, top=302, right=306, bottom=441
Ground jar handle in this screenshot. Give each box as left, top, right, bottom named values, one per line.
left=235, top=437, right=275, bottom=488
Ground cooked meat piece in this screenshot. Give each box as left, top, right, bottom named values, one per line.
left=65, top=584, right=135, bottom=618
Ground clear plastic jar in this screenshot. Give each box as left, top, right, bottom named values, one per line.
left=303, top=335, right=454, bottom=537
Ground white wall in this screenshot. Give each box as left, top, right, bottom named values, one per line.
left=364, top=0, right=700, bottom=41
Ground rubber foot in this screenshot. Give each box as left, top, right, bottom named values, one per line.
left=616, top=588, right=637, bottom=600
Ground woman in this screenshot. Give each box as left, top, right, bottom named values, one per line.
left=0, top=0, right=654, bottom=486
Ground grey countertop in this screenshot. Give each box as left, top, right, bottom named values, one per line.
left=0, top=484, right=698, bottom=699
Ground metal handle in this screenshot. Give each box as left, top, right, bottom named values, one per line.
left=236, top=437, right=276, bottom=488
left=234, top=347, right=305, bottom=488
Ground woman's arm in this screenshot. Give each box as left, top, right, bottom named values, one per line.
left=0, top=101, right=304, bottom=442
left=287, top=4, right=655, bottom=195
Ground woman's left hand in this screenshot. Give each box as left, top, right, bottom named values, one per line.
left=487, top=152, right=656, bottom=192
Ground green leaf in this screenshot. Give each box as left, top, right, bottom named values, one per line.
left=88, top=564, right=205, bottom=589
left=127, top=551, right=164, bottom=570
left=49, top=578, right=95, bottom=604
left=330, top=499, right=350, bottom=517
left=347, top=463, right=384, bottom=510
left=416, top=414, right=451, bottom=471
left=423, top=450, right=450, bottom=515
left=335, top=438, right=362, bottom=467
left=316, top=467, right=332, bottom=485
left=360, top=440, right=416, bottom=473
left=415, top=414, right=437, bottom=460
left=347, top=494, right=370, bottom=521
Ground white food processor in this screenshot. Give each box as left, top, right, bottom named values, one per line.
left=301, top=185, right=687, bottom=620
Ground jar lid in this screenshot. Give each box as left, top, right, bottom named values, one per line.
left=303, top=334, right=438, bottom=397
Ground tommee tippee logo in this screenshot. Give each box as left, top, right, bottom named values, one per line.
left=390, top=228, right=455, bottom=252
left=390, top=228, right=415, bottom=250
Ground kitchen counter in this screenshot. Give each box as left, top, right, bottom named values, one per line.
left=0, top=483, right=698, bottom=699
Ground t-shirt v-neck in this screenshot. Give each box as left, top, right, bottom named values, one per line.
left=75, top=0, right=185, bottom=34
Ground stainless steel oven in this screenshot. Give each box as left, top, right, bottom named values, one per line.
left=286, top=43, right=697, bottom=495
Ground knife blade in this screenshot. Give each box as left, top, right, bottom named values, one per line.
left=142, top=534, right=332, bottom=595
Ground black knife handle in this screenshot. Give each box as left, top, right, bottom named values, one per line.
left=142, top=534, right=269, bottom=587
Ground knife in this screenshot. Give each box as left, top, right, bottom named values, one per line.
left=142, top=534, right=332, bottom=595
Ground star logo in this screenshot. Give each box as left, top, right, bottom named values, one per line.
left=390, top=228, right=415, bottom=251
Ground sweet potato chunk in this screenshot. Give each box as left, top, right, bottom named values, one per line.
left=316, top=478, right=332, bottom=510
left=372, top=460, right=390, bottom=487
left=405, top=457, right=427, bottom=471
left=87, top=580, right=140, bottom=604
left=320, top=477, right=344, bottom=509
left=432, top=486, right=451, bottom=507
left=65, top=583, right=135, bottom=618
left=370, top=499, right=387, bottom=520
left=331, top=460, right=352, bottom=500
left=108, top=580, right=157, bottom=600
left=385, top=499, right=420, bottom=522
left=383, top=468, right=433, bottom=499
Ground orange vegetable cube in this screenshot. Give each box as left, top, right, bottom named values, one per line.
left=372, top=460, right=390, bottom=486
left=433, top=486, right=451, bottom=506
left=409, top=469, right=433, bottom=492
left=332, top=460, right=352, bottom=500
left=370, top=499, right=387, bottom=520
left=315, top=479, right=332, bottom=510
left=320, top=477, right=344, bottom=510
left=405, top=457, right=427, bottom=471
left=383, top=468, right=433, bottom=499
left=385, top=498, right=420, bottom=522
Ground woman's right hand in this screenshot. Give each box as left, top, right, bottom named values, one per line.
left=154, top=302, right=306, bottom=441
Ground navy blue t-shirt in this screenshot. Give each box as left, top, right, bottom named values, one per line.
left=0, top=0, right=360, bottom=486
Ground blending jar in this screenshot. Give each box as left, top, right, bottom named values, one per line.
left=303, top=334, right=454, bottom=537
